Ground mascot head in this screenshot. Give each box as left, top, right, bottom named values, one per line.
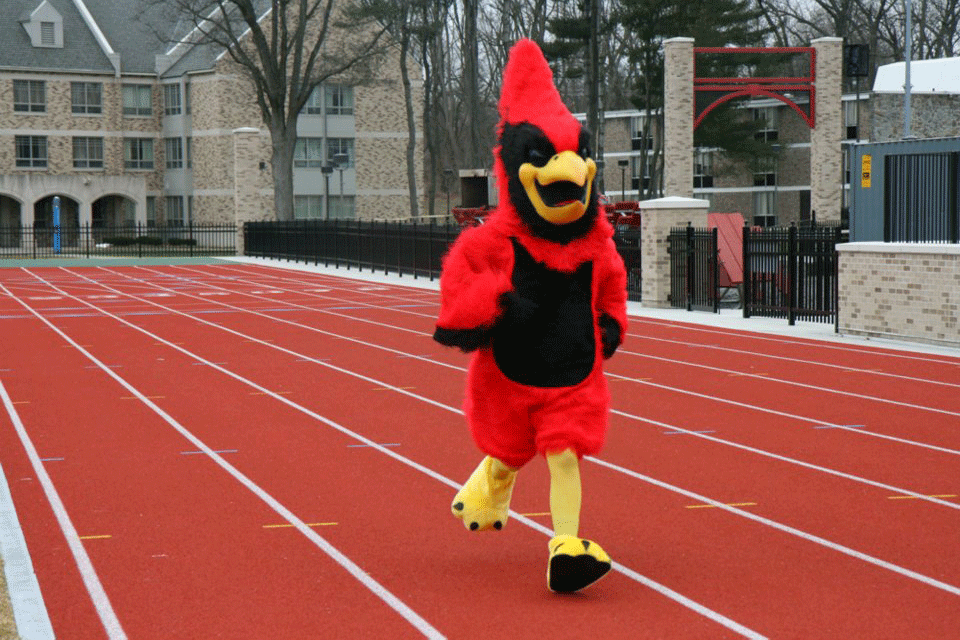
left=495, top=39, right=599, bottom=244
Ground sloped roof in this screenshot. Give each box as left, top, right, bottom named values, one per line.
left=873, top=57, right=960, bottom=94
left=0, top=0, right=114, bottom=73
left=1, top=0, right=269, bottom=77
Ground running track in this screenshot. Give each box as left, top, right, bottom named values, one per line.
left=0, top=261, right=958, bottom=640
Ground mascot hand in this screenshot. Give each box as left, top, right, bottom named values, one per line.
left=499, top=290, right=540, bottom=325
left=600, top=314, right=622, bottom=359
left=433, top=326, right=492, bottom=352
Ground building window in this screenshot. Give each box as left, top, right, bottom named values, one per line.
left=294, top=138, right=324, bottom=167
left=14, top=80, right=45, bottom=113
left=753, top=157, right=777, bottom=187
left=294, top=195, right=324, bottom=219
left=164, top=84, right=181, bottom=115
left=325, top=85, right=354, bottom=115
left=71, top=82, right=102, bottom=114
left=40, top=22, right=56, bottom=46
left=165, top=196, right=185, bottom=226
left=630, top=115, right=651, bottom=151
left=15, top=136, right=47, bottom=167
left=123, top=85, right=153, bottom=116
left=186, top=137, right=192, bottom=168
left=327, top=138, right=354, bottom=167
left=844, top=100, right=859, bottom=140
left=304, top=87, right=323, bottom=115
left=694, top=151, right=713, bottom=188
left=146, top=196, right=157, bottom=227
left=630, top=156, right=651, bottom=191
left=753, top=192, right=776, bottom=227
left=753, top=107, right=778, bottom=142
left=328, top=195, right=355, bottom=219
left=165, top=138, right=183, bottom=169
left=73, top=137, right=104, bottom=169
left=124, top=138, right=154, bottom=169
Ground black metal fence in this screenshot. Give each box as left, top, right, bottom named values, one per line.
left=0, top=223, right=237, bottom=259
left=244, top=219, right=646, bottom=299
left=613, top=225, right=642, bottom=302
left=668, top=225, right=719, bottom=312
left=743, top=225, right=843, bottom=325
left=244, top=219, right=462, bottom=280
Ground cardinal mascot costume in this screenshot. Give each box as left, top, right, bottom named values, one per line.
left=433, top=39, right=628, bottom=593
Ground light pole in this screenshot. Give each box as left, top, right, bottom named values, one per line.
left=617, top=159, right=629, bottom=202
left=321, top=164, right=333, bottom=219
left=444, top=169, right=455, bottom=219
left=333, top=152, right=349, bottom=217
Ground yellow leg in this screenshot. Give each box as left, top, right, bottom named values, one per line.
left=546, top=449, right=581, bottom=537
left=545, top=448, right=611, bottom=592
left=451, top=456, right=519, bottom=531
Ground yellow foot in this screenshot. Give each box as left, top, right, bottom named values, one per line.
left=451, top=456, right=517, bottom=532
left=547, top=535, right=612, bottom=593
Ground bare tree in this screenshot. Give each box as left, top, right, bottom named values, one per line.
left=144, top=0, right=389, bottom=220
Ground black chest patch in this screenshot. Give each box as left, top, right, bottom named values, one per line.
left=493, top=239, right=595, bottom=387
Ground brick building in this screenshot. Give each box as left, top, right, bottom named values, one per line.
left=0, top=0, right=422, bottom=243
left=596, top=89, right=871, bottom=228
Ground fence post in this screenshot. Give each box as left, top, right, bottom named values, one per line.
left=685, top=223, right=694, bottom=312
left=412, top=219, right=418, bottom=279
left=834, top=226, right=842, bottom=334
left=712, top=226, right=719, bottom=313
left=788, top=224, right=797, bottom=326
left=742, top=226, right=751, bottom=318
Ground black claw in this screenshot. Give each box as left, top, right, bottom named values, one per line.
left=470, top=522, right=479, bottom=531
left=453, top=502, right=464, bottom=511
left=494, top=520, right=503, bottom=530
left=582, top=540, right=591, bottom=551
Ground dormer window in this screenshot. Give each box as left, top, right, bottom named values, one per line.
left=20, top=1, right=63, bottom=49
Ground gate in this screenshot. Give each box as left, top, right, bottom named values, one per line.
left=849, top=136, right=960, bottom=242
left=669, top=225, right=718, bottom=312
left=742, top=225, right=843, bottom=325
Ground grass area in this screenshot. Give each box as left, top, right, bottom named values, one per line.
left=0, top=556, right=19, bottom=640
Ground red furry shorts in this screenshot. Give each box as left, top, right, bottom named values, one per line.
left=463, top=350, right=610, bottom=469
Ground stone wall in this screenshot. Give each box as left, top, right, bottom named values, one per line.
left=838, top=243, right=960, bottom=347
left=872, top=93, right=960, bottom=142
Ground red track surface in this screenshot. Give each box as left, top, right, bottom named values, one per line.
left=1, top=263, right=958, bottom=639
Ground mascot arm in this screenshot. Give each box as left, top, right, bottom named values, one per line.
left=597, top=240, right=629, bottom=358
left=433, top=228, right=513, bottom=352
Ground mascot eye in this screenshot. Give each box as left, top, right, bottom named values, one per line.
left=580, top=146, right=591, bottom=159
left=527, top=147, right=549, bottom=167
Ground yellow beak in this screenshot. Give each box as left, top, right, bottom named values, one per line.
left=518, top=150, right=596, bottom=225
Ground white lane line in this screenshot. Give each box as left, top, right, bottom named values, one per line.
left=587, top=455, right=960, bottom=597
left=606, top=370, right=960, bottom=457
left=629, top=317, right=960, bottom=367
left=47, top=269, right=766, bottom=639
left=629, top=333, right=960, bottom=389
left=45, top=268, right=960, bottom=604
left=0, top=381, right=124, bottom=640
left=617, top=349, right=960, bottom=419
left=0, top=461, right=55, bottom=640
left=110, top=267, right=960, bottom=506
left=202, top=265, right=960, bottom=425
left=4, top=280, right=444, bottom=640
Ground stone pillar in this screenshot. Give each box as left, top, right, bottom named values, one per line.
left=811, top=37, right=844, bottom=224
left=640, top=196, right=709, bottom=307
left=233, top=127, right=262, bottom=255
left=663, top=37, right=695, bottom=198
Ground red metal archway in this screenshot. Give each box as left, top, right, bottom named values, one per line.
left=693, top=47, right=816, bottom=129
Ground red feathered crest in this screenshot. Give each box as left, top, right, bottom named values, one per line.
left=497, top=39, right=582, bottom=152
